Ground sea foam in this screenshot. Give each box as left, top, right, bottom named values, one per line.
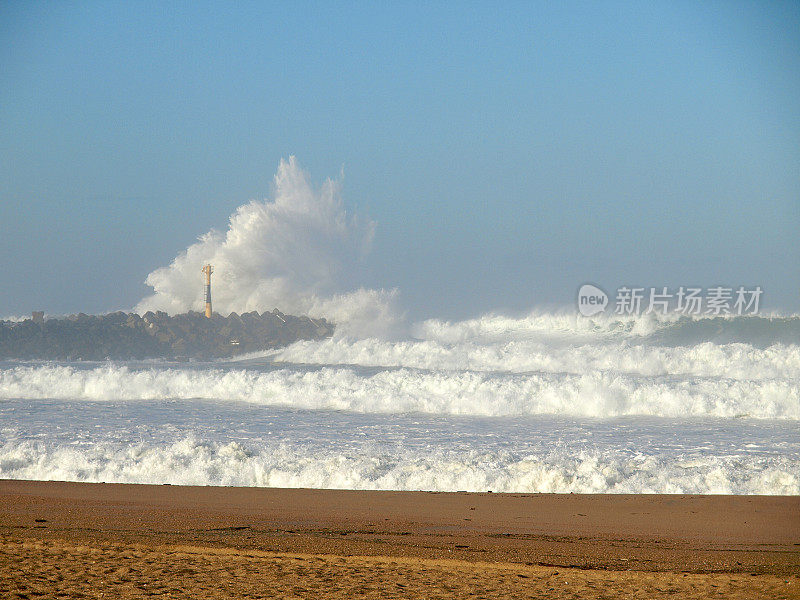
left=1, top=435, right=796, bottom=495
left=1, top=360, right=797, bottom=419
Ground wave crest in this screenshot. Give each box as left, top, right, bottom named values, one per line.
left=1, top=363, right=797, bottom=419
left=1, top=436, right=796, bottom=494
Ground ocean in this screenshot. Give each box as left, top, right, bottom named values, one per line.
left=1, top=311, right=798, bottom=494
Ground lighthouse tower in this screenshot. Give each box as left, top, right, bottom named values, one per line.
left=201, top=264, right=214, bottom=318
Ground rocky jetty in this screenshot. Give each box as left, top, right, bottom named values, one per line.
left=0, top=310, right=333, bottom=361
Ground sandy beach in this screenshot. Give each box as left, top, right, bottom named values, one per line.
left=1, top=480, right=798, bottom=598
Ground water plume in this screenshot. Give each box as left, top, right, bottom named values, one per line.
left=135, top=157, right=400, bottom=337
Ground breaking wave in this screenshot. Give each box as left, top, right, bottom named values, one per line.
left=1, top=362, right=797, bottom=419
left=1, top=435, right=796, bottom=494
left=259, top=312, right=800, bottom=384
left=2, top=310, right=796, bottom=494
left=270, top=336, right=800, bottom=382
left=5, top=163, right=799, bottom=496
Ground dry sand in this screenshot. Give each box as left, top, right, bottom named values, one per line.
left=2, top=480, right=798, bottom=599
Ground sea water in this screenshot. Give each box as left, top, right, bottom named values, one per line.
left=1, top=312, right=798, bottom=494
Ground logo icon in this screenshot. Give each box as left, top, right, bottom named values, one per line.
left=577, top=284, right=608, bottom=316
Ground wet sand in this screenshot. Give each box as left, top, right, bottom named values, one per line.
left=2, top=480, right=799, bottom=598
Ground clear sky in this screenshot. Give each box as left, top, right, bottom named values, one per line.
left=1, top=1, right=798, bottom=320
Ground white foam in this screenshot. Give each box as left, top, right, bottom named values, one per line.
left=268, top=335, right=800, bottom=381
left=1, top=363, right=797, bottom=419
left=1, top=436, right=796, bottom=494
left=3, top=308, right=797, bottom=494
left=411, top=310, right=670, bottom=343
left=135, top=157, right=402, bottom=337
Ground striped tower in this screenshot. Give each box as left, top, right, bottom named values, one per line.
left=201, top=264, right=214, bottom=318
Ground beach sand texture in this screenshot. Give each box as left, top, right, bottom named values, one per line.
left=2, top=480, right=799, bottom=599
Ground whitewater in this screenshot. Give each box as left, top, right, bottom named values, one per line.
left=1, top=158, right=797, bottom=494
left=1, top=312, right=798, bottom=494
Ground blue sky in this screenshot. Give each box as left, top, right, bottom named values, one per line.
left=1, top=1, right=798, bottom=319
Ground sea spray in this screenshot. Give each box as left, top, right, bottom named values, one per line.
left=135, top=157, right=401, bottom=337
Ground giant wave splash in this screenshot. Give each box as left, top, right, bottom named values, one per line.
left=2, top=154, right=798, bottom=494
left=135, top=157, right=401, bottom=337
